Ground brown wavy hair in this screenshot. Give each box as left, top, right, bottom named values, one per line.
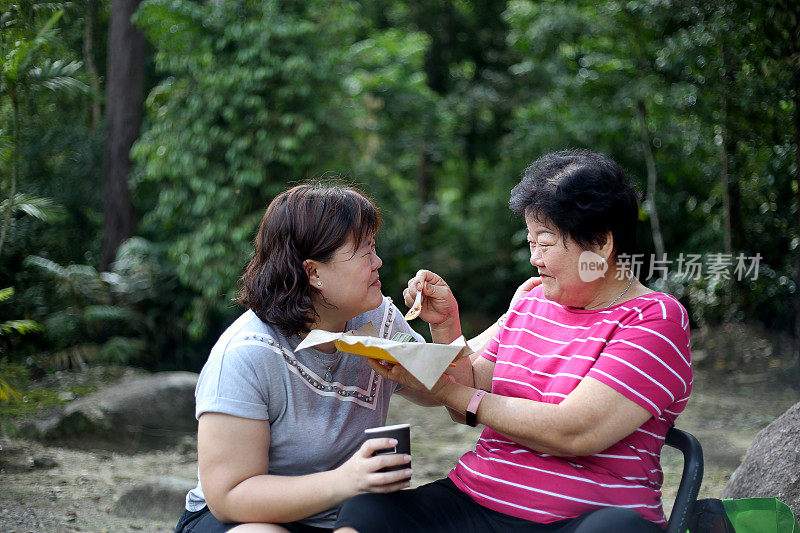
left=236, top=181, right=381, bottom=337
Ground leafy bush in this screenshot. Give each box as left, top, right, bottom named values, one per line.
left=133, top=0, right=364, bottom=338
left=17, top=237, right=207, bottom=371
left=0, top=287, right=42, bottom=401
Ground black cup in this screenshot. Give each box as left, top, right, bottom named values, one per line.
left=364, top=423, right=411, bottom=473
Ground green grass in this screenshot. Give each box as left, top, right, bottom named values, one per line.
left=0, top=384, right=100, bottom=419
left=0, top=361, right=127, bottom=422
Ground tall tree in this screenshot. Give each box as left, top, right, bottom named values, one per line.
left=83, top=0, right=101, bottom=132
left=101, top=0, right=143, bottom=271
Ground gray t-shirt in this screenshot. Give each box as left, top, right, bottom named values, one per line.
left=185, top=296, right=423, bottom=527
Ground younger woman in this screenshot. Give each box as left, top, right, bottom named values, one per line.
left=174, top=182, right=429, bottom=533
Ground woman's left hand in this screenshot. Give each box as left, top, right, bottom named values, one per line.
left=365, top=359, right=453, bottom=397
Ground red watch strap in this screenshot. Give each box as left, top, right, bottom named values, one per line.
left=466, top=389, right=487, bottom=427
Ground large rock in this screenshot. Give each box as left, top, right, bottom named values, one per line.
left=113, top=476, right=196, bottom=522
left=19, top=371, right=199, bottom=450
left=721, top=401, right=800, bottom=518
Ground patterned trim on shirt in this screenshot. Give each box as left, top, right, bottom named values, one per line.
left=281, top=352, right=382, bottom=409
left=236, top=332, right=383, bottom=409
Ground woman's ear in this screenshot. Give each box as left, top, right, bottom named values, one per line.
left=303, top=259, right=320, bottom=287
left=598, top=232, right=615, bottom=262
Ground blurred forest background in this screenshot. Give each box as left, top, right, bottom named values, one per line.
left=2, top=0, right=800, bottom=402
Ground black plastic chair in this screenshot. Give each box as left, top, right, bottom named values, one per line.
left=665, top=427, right=704, bottom=533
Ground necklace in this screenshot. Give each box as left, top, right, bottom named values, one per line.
left=604, top=271, right=635, bottom=308
left=301, top=320, right=348, bottom=382
left=280, top=334, right=344, bottom=382
left=322, top=351, right=343, bottom=382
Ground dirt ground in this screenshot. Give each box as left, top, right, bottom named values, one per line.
left=1, top=368, right=797, bottom=532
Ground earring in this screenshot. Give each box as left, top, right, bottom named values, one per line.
left=316, top=281, right=322, bottom=286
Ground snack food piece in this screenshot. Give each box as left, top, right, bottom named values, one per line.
left=404, top=290, right=423, bottom=320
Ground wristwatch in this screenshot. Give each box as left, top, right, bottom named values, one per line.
left=466, top=389, right=488, bottom=427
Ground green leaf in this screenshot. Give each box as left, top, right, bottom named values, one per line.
left=28, top=59, right=89, bottom=95
left=0, top=9, right=64, bottom=86
left=0, top=193, right=64, bottom=221
left=0, top=319, right=43, bottom=336
left=0, top=287, right=13, bottom=302
left=0, top=375, right=21, bottom=403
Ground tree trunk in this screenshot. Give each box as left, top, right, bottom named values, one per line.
left=463, top=114, right=477, bottom=216
left=416, top=144, right=434, bottom=245
left=410, top=0, right=453, bottom=95
left=83, top=0, right=101, bottom=132
left=100, top=0, right=143, bottom=271
left=636, top=99, right=665, bottom=261
left=719, top=135, right=732, bottom=252
left=718, top=43, right=733, bottom=254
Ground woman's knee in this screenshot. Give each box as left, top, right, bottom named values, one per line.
left=229, top=524, right=290, bottom=532
left=336, top=493, right=399, bottom=531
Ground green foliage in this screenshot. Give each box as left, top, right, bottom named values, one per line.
left=0, top=0, right=98, bottom=267
left=343, top=2, right=529, bottom=316
left=128, top=0, right=800, bottom=349
left=0, top=360, right=27, bottom=403
left=0, top=361, right=115, bottom=419
left=19, top=238, right=197, bottom=369
left=2, top=0, right=800, bottom=373
left=500, top=0, right=800, bottom=330
left=0, top=286, right=42, bottom=401
left=0, top=193, right=64, bottom=222
left=0, top=286, right=43, bottom=338
left=27, top=58, right=87, bottom=94
left=0, top=9, right=64, bottom=94
left=24, top=255, right=124, bottom=367
left=133, top=0, right=365, bottom=337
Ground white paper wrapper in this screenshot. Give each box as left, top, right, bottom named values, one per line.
left=296, top=323, right=472, bottom=390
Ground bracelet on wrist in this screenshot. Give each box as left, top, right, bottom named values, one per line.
left=465, top=389, right=488, bottom=427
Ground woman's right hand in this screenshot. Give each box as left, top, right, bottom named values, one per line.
left=336, top=438, right=412, bottom=496
left=404, top=269, right=459, bottom=327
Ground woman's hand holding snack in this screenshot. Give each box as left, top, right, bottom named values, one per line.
left=404, top=270, right=461, bottom=342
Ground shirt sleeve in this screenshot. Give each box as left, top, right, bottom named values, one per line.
left=481, top=330, right=501, bottom=363
left=195, top=338, right=271, bottom=421
left=586, top=314, right=691, bottom=418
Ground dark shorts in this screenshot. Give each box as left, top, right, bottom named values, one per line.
left=335, top=478, right=664, bottom=533
left=174, top=506, right=332, bottom=533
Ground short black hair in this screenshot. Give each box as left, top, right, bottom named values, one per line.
left=509, top=149, right=639, bottom=260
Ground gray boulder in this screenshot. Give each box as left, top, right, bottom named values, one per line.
left=19, top=371, right=198, bottom=449
left=113, top=476, right=196, bottom=521
left=721, top=401, right=800, bottom=518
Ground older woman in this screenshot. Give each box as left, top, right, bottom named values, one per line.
left=335, top=150, right=692, bottom=533
left=174, top=182, right=432, bottom=533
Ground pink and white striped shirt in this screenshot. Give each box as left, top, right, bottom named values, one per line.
left=448, top=287, right=692, bottom=528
